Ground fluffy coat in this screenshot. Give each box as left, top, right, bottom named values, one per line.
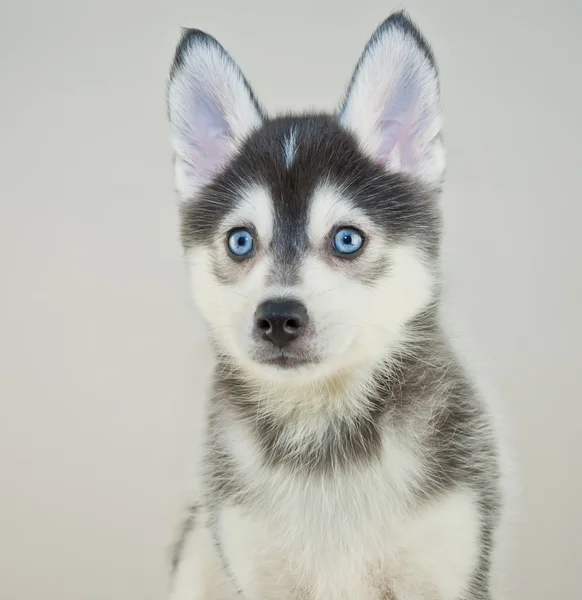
left=166, top=12, right=502, bottom=600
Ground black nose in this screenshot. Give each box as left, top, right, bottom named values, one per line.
left=254, top=299, right=308, bottom=347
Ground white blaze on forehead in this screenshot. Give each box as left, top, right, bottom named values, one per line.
left=222, top=184, right=274, bottom=244
left=307, top=182, right=368, bottom=242
left=282, top=126, right=297, bottom=168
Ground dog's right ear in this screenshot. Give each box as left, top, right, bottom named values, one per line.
left=167, top=30, right=264, bottom=201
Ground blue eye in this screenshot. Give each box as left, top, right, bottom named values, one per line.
left=228, top=229, right=254, bottom=257
left=333, top=228, right=364, bottom=255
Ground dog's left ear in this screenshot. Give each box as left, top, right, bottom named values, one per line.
left=340, top=12, right=444, bottom=186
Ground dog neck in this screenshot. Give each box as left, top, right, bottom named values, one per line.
left=212, top=307, right=442, bottom=474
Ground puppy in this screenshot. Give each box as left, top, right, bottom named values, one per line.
left=166, top=11, right=502, bottom=600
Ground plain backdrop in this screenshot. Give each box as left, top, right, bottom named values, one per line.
left=1, top=1, right=581, bottom=599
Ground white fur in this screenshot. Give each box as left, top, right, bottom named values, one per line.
left=169, top=508, right=230, bottom=600
left=186, top=182, right=435, bottom=392
left=168, top=37, right=263, bottom=200
left=169, top=17, right=498, bottom=600
left=283, top=126, right=297, bottom=168
left=175, top=176, right=480, bottom=598
left=340, top=24, right=445, bottom=185
left=175, top=428, right=481, bottom=600
left=221, top=184, right=274, bottom=244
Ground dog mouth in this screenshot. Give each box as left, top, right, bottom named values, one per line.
left=255, top=350, right=318, bottom=369
left=263, top=355, right=311, bottom=368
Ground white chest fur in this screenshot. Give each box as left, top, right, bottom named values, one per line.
left=216, top=422, right=481, bottom=600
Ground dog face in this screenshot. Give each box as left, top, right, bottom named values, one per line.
left=168, top=13, right=444, bottom=383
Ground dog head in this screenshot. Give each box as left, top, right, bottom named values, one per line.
left=167, top=13, right=443, bottom=384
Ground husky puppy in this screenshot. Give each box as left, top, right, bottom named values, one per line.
left=166, top=11, right=502, bottom=600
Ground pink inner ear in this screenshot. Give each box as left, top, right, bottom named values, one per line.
left=377, top=119, right=404, bottom=164
left=375, top=80, right=424, bottom=172
left=195, top=124, right=230, bottom=183
left=378, top=118, right=423, bottom=172
left=174, top=90, right=233, bottom=186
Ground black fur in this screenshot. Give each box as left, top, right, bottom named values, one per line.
left=340, top=10, right=439, bottom=115
left=168, top=11, right=501, bottom=600
left=168, top=28, right=265, bottom=117
left=202, top=306, right=501, bottom=597
left=180, top=114, right=441, bottom=286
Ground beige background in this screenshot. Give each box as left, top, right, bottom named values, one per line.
left=1, top=0, right=581, bottom=598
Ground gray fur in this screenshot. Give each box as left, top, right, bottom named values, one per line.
left=166, top=10, right=502, bottom=600
left=170, top=504, right=198, bottom=574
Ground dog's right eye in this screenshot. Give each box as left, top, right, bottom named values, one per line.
left=227, top=229, right=254, bottom=257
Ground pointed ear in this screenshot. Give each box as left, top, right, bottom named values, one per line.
left=340, top=12, right=444, bottom=186
left=167, top=30, right=264, bottom=200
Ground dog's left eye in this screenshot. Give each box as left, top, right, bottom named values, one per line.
left=333, top=228, right=364, bottom=255
left=228, top=229, right=254, bottom=257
